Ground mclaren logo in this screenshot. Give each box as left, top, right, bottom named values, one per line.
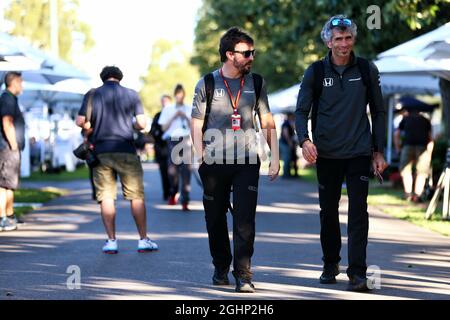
left=323, top=78, right=334, bottom=87
left=215, top=89, right=225, bottom=98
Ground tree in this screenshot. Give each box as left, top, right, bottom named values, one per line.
left=192, top=0, right=450, bottom=92
left=140, top=39, right=200, bottom=116
left=4, top=0, right=94, bottom=62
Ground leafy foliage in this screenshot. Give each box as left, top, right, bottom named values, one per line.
left=193, top=0, right=450, bottom=92
left=4, top=0, right=94, bottom=61
left=140, top=39, right=200, bottom=116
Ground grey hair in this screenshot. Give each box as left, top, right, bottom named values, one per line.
left=320, top=14, right=357, bottom=44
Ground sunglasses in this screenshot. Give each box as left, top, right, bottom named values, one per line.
left=330, top=18, right=352, bottom=28
left=232, top=49, right=256, bottom=58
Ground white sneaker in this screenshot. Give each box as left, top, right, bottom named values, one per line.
left=102, top=239, right=118, bottom=254
left=138, top=238, right=158, bottom=252
left=0, top=217, right=17, bottom=232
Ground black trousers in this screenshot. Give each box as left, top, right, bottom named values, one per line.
left=167, top=139, right=191, bottom=204
left=88, top=166, right=97, bottom=201
left=155, top=145, right=170, bottom=200
left=199, top=160, right=260, bottom=279
left=316, top=156, right=371, bottom=277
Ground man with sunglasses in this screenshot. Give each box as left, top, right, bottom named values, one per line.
left=191, top=27, right=280, bottom=293
left=295, top=15, right=387, bottom=291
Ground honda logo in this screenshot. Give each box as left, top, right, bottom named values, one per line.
left=323, top=78, right=334, bottom=87
left=215, top=89, right=225, bottom=98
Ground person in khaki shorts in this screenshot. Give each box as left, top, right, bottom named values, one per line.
left=394, top=108, right=433, bottom=203
left=76, top=66, right=158, bottom=254
left=0, top=71, right=25, bottom=232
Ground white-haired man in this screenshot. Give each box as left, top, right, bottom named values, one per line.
left=295, top=15, right=388, bottom=291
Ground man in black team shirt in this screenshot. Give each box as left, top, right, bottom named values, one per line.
left=295, top=15, right=388, bottom=291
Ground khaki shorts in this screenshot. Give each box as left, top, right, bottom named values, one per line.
left=400, top=145, right=431, bottom=176
left=0, top=148, right=21, bottom=190
left=93, top=153, right=145, bottom=202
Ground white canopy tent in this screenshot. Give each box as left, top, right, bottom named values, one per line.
left=0, top=32, right=92, bottom=111
left=375, top=22, right=450, bottom=165
left=1, top=32, right=92, bottom=175
left=0, top=32, right=90, bottom=84
left=378, top=22, right=450, bottom=81
left=268, top=83, right=299, bottom=114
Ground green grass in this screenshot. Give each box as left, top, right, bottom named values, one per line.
left=13, top=188, right=66, bottom=218
left=341, top=184, right=450, bottom=236
left=364, top=187, right=450, bottom=236
left=298, top=166, right=450, bottom=236
left=382, top=205, right=450, bottom=236
left=278, top=161, right=318, bottom=183
left=22, top=166, right=89, bottom=182
left=15, top=188, right=67, bottom=203
left=14, top=206, right=34, bottom=216
left=298, top=166, right=318, bottom=183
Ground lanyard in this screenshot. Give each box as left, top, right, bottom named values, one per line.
left=220, top=68, right=245, bottom=115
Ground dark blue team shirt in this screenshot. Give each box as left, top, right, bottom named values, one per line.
left=78, top=81, right=144, bottom=154
left=0, top=90, right=25, bottom=151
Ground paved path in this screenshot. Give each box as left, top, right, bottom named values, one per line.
left=0, top=163, right=449, bottom=300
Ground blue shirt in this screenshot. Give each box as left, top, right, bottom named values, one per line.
left=78, top=81, right=144, bottom=154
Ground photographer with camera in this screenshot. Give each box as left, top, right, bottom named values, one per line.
left=76, top=66, right=158, bottom=254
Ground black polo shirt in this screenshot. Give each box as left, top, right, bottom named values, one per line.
left=0, top=90, right=25, bottom=151
left=399, top=113, right=431, bottom=146
left=78, top=81, right=145, bottom=154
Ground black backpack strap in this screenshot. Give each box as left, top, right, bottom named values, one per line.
left=252, top=73, right=263, bottom=108
left=357, top=57, right=374, bottom=106
left=357, top=57, right=378, bottom=150
left=252, top=73, right=263, bottom=132
left=311, top=60, right=325, bottom=134
left=202, top=73, right=215, bottom=134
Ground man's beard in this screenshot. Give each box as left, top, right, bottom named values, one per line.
left=234, top=60, right=252, bottom=75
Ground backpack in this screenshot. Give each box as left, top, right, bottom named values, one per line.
left=149, top=112, right=164, bottom=145
left=310, top=57, right=375, bottom=134
left=202, top=72, right=263, bottom=134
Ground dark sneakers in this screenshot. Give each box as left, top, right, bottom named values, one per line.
left=320, top=264, right=340, bottom=284
left=347, top=274, right=371, bottom=292
left=235, top=278, right=255, bottom=293
left=212, top=269, right=256, bottom=293
left=212, top=268, right=230, bottom=286
left=233, top=271, right=255, bottom=293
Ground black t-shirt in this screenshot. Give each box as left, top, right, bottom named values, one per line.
left=0, top=91, right=25, bottom=151
left=399, top=114, right=431, bottom=146
left=78, top=81, right=145, bottom=154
